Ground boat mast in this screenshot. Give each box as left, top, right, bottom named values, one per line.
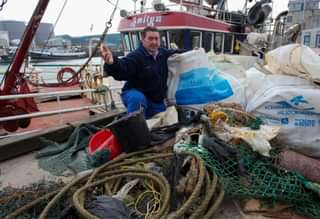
left=1, top=0, right=50, bottom=95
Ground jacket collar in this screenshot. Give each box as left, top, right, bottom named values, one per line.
left=138, top=43, right=162, bottom=58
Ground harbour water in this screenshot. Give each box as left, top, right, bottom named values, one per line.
left=0, top=56, right=124, bottom=107
left=0, top=57, right=104, bottom=82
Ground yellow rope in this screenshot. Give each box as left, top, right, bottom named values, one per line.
left=208, top=111, right=229, bottom=125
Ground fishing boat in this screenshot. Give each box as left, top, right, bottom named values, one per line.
left=0, top=0, right=275, bottom=161
left=0, top=0, right=279, bottom=162
left=117, top=0, right=250, bottom=54
left=3, top=1, right=320, bottom=219
left=29, top=47, right=87, bottom=61
left=0, top=0, right=123, bottom=161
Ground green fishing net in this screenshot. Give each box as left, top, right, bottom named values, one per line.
left=35, top=124, right=110, bottom=176
left=177, top=143, right=320, bottom=219
left=0, top=180, right=66, bottom=218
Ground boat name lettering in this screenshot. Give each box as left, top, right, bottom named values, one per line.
left=130, top=15, right=162, bottom=27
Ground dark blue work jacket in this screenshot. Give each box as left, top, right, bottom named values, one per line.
left=104, top=44, right=183, bottom=103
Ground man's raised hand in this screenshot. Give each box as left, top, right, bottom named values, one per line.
left=100, top=44, right=114, bottom=65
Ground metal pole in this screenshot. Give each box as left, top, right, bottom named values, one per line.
left=244, top=0, right=248, bottom=16
left=0, top=104, right=111, bottom=122
left=0, top=89, right=97, bottom=100
left=302, top=0, right=306, bottom=28
left=57, top=95, right=63, bottom=125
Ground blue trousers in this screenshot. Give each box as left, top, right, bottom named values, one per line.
left=121, top=89, right=166, bottom=119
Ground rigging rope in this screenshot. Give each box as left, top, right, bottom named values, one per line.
left=36, top=0, right=69, bottom=57
left=105, top=0, right=123, bottom=11
left=29, top=0, right=120, bottom=88
left=0, top=0, right=8, bottom=11
left=66, top=0, right=120, bottom=82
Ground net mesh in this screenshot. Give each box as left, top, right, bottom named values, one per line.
left=35, top=124, right=108, bottom=175
left=178, top=143, right=320, bottom=219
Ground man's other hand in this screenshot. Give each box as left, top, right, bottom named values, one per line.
left=100, top=44, right=114, bottom=65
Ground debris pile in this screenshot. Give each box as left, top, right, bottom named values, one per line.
left=4, top=146, right=224, bottom=219
left=3, top=45, right=320, bottom=218
left=0, top=180, right=65, bottom=219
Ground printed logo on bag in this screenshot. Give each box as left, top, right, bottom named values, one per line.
left=263, top=95, right=320, bottom=127
left=290, top=96, right=308, bottom=106
left=267, top=95, right=315, bottom=111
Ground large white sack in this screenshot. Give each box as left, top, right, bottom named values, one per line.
left=245, top=67, right=311, bottom=102
left=167, top=50, right=245, bottom=107
left=246, top=68, right=320, bottom=157
left=246, top=32, right=268, bottom=47
left=265, top=44, right=320, bottom=82
left=208, top=52, right=259, bottom=71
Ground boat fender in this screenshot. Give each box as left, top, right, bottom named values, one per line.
left=57, top=67, right=79, bottom=86
left=247, top=0, right=272, bottom=26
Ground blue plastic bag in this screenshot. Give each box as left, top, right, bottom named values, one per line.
left=175, top=67, right=233, bottom=105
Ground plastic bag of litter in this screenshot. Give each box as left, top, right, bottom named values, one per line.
left=215, top=121, right=280, bottom=157
left=167, top=50, right=244, bottom=107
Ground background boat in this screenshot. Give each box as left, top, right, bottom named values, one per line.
left=29, top=47, right=87, bottom=61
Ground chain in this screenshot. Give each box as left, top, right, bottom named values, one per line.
left=105, top=0, right=122, bottom=11
left=0, top=0, right=8, bottom=11
left=75, top=0, right=120, bottom=76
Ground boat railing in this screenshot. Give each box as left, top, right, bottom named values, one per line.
left=25, top=62, right=124, bottom=106
left=0, top=61, right=124, bottom=124
left=0, top=87, right=122, bottom=123
left=28, top=63, right=102, bottom=84
left=128, top=2, right=246, bottom=25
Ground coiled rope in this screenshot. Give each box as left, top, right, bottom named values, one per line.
left=5, top=145, right=225, bottom=219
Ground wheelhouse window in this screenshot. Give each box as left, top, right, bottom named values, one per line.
left=190, top=31, right=201, bottom=49
left=131, top=32, right=140, bottom=50
left=202, top=31, right=213, bottom=52
left=168, top=30, right=184, bottom=49
left=159, top=31, right=168, bottom=48
left=121, top=32, right=132, bottom=52
left=214, top=32, right=223, bottom=53
left=303, top=34, right=311, bottom=46
left=183, top=0, right=201, bottom=4
left=316, top=32, right=320, bottom=48
left=224, top=34, right=233, bottom=53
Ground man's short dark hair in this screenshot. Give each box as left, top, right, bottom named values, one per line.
left=141, top=26, right=159, bottom=39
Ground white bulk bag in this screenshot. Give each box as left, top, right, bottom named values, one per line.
left=265, top=44, right=320, bottom=82
left=246, top=68, right=320, bottom=157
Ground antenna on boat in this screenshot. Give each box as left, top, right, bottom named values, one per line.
left=140, top=0, right=147, bottom=12
left=132, top=0, right=138, bottom=13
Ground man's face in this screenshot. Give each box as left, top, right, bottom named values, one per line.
left=142, top=31, right=160, bottom=53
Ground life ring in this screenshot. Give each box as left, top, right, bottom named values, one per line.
left=57, top=67, right=79, bottom=86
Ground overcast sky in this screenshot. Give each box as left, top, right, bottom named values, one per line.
left=0, top=0, right=289, bottom=36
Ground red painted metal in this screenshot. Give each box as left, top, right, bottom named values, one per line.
left=118, top=11, right=231, bottom=32
left=0, top=0, right=50, bottom=131
left=1, top=0, right=50, bottom=96
left=15, top=78, right=39, bottom=113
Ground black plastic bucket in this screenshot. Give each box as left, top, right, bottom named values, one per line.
left=108, top=110, right=151, bottom=153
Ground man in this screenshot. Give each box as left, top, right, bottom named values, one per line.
left=100, top=26, right=183, bottom=119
